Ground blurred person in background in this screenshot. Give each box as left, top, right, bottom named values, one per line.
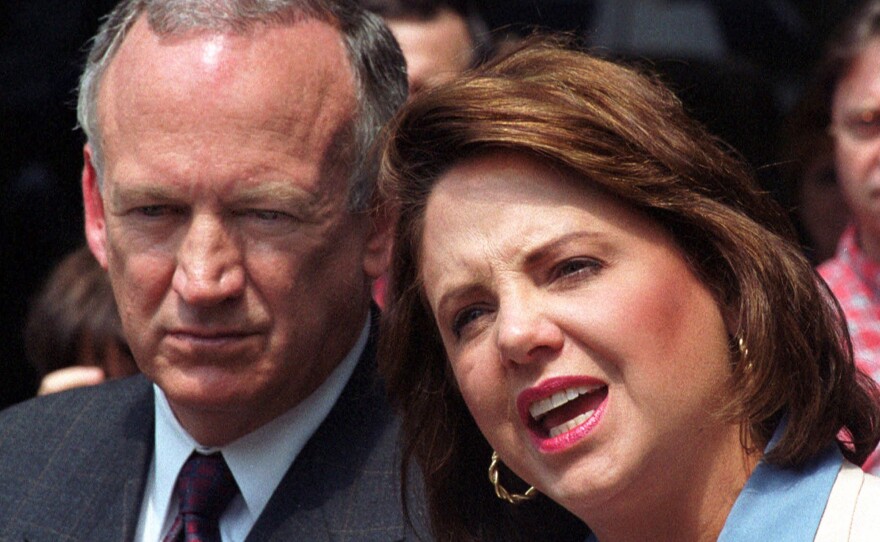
left=778, top=91, right=849, bottom=264
left=817, top=0, right=880, bottom=475
left=25, top=246, right=138, bottom=395
left=361, top=0, right=492, bottom=94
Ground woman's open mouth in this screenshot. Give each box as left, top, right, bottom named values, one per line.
left=518, top=377, right=609, bottom=452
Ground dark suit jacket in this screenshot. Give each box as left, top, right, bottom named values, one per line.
left=0, top=328, right=424, bottom=541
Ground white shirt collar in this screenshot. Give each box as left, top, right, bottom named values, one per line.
left=136, top=314, right=371, bottom=542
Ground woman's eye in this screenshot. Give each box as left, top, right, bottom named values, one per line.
left=451, top=306, right=489, bottom=338
left=552, top=257, right=602, bottom=281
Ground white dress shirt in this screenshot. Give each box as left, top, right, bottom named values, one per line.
left=135, top=316, right=370, bottom=542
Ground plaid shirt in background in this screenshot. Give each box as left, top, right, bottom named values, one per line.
left=819, top=224, right=880, bottom=475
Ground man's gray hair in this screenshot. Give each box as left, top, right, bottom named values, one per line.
left=77, top=0, right=407, bottom=211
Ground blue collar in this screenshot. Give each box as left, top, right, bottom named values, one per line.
left=718, top=431, right=842, bottom=541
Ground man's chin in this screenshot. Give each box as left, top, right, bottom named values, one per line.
left=157, top=368, right=267, bottom=413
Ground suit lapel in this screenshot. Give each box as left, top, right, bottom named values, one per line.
left=82, top=377, right=155, bottom=541
left=5, top=376, right=154, bottom=542
left=247, top=312, right=408, bottom=541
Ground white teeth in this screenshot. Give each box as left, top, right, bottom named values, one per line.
left=528, top=384, right=601, bottom=419
left=551, top=391, right=567, bottom=408
left=549, top=410, right=595, bottom=438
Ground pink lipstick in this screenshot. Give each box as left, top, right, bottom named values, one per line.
left=517, top=376, right=608, bottom=453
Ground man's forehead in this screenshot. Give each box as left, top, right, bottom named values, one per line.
left=99, top=14, right=356, bottom=132
left=97, top=13, right=357, bottom=183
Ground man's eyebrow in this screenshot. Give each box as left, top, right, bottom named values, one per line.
left=232, top=182, right=317, bottom=205
left=107, top=184, right=176, bottom=207
left=232, top=184, right=328, bottom=221
left=107, top=181, right=319, bottom=206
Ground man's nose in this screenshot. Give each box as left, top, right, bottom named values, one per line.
left=172, top=214, right=245, bottom=306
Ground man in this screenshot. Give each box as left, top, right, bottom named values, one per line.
left=0, top=0, right=416, bottom=540
left=361, top=0, right=491, bottom=94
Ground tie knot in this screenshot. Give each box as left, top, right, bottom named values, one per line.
left=175, top=452, right=239, bottom=520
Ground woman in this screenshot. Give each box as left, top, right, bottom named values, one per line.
left=378, top=38, right=880, bottom=541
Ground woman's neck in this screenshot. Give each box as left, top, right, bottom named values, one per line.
left=580, top=425, right=760, bottom=542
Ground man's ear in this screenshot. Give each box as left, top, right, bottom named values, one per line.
left=362, top=202, right=396, bottom=280
left=82, top=144, right=109, bottom=269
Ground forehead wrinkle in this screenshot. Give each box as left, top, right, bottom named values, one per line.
left=420, top=213, right=501, bottom=313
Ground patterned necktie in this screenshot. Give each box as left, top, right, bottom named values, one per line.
left=163, top=452, right=239, bottom=542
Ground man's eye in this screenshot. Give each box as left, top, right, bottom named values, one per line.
left=451, top=306, right=489, bottom=338
left=243, top=209, right=297, bottom=222
left=135, top=205, right=171, bottom=217
left=251, top=210, right=285, bottom=220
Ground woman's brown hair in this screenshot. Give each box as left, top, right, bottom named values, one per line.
left=378, top=36, right=880, bottom=541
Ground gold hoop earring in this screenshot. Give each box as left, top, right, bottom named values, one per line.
left=488, top=451, right=537, bottom=504
left=737, top=336, right=753, bottom=372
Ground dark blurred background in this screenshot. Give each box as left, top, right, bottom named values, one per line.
left=0, top=0, right=860, bottom=408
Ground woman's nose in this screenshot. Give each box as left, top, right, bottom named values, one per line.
left=495, top=293, right=564, bottom=366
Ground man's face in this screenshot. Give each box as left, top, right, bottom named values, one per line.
left=82, top=16, right=389, bottom=445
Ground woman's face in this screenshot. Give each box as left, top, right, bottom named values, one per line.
left=832, top=39, right=880, bottom=256
left=419, top=152, right=744, bottom=525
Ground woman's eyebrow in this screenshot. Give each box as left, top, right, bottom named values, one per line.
left=522, top=231, right=603, bottom=268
